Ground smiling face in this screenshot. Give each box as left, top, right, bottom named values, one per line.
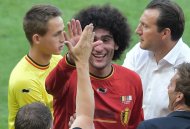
left=89, top=28, right=118, bottom=76
left=135, top=9, right=163, bottom=51
left=37, top=16, right=65, bottom=55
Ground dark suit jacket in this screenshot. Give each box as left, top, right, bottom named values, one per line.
left=137, top=111, right=190, bottom=129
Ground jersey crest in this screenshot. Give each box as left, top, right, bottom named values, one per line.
left=120, top=107, right=130, bottom=126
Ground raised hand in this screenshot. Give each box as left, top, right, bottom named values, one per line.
left=67, top=19, right=82, bottom=46
left=65, top=23, right=95, bottom=64
left=67, top=23, right=97, bottom=129
left=64, top=19, right=82, bottom=64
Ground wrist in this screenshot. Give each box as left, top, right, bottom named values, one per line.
left=76, top=62, right=89, bottom=68
left=66, top=53, right=75, bottom=65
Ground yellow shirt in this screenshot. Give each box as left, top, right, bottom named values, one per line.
left=8, top=55, right=62, bottom=129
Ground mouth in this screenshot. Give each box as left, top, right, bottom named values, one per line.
left=59, top=45, right=64, bottom=51
left=92, top=54, right=106, bottom=61
left=140, top=38, right=144, bottom=42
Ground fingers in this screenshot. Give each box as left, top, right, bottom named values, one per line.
left=64, top=41, right=73, bottom=52
left=68, top=113, right=76, bottom=128
left=68, top=19, right=81, bottom=38
left=91, top=32, right=95, bottom=43
left=63, top=31, right=68, bottom=41
left=92, top=39, right=103, bottom=48
left=76, top=20, right=82, bottom=35
left=79, top=23, right=94, bottom=43
left=67, top=21, right=72, bottom=38
left=71, top=19, right=77, bottom=36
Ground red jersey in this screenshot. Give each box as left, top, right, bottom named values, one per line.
left=46, top=56, right=144, bottom=129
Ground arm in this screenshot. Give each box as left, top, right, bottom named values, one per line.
left=65, top=24, right=99, bottom=129
left=45, top=56, right=75, bottom=98
left=72, top=60, right=94, bottom=129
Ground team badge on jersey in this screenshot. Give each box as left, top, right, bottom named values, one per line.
left=120, top=107, right=130, bottom=126
left=120, top=95, right=132, bottom=104
left=97, top=87, right=107, bottom=94
left=22, top=88, right=30, bottom=93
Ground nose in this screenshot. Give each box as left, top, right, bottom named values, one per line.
left=93, top=40, right=103, bottom=51
left=135, top=24, right=142, bottom=35
left=60, top=31, right=65, bottom=43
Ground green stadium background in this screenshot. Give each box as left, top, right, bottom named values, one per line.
left=0, top=0, right=189, bottom=128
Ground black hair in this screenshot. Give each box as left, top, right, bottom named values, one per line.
left=74, top=5, right=131, bottom=60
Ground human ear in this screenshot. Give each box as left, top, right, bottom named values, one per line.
left=32, top=34, right=40, bottom=45
left=114, top=44, right=119, bottom=50
left=161, top=28, right=171, bottom=40
left=176, top=92, right=184, bottom=103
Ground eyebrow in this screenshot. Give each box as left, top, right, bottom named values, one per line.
left=95, top=35, right=113, bottom=39
left=53, top=29, right=64, bottom=36
left=102, top=35, right=113, bottom=38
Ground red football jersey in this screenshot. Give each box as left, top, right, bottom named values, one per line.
left=46, top=56, right=144, bottom=129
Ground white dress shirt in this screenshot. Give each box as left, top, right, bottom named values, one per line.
left=123, top=39, right=190, bottom=119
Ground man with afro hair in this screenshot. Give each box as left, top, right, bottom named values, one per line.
left=46, top=5, right=144, bottom=129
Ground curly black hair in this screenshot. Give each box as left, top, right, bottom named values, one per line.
left=74, top=5, right=131, bottom=60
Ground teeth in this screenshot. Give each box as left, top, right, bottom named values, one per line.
left=94, top=55, right=104, bottom=58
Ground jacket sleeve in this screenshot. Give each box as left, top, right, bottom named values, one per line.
left=45, top=55, right=75, bottom=99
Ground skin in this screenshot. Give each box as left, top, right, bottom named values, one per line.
left=136, top=9, right=176, bottom=62
left=28, top=16, right=65, bottom=65
left=66, top=24, right=102, bottom=129
left=136, top=9, right=162, bottom=51
left=89, top=28, right=118, bottom=77
left=66, top=23, right=119, bottom=78
left=168, top=73, right=180, bottom=111
left=167, top=72, right=189, bottom=111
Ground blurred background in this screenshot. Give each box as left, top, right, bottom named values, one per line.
left=0, top=0, right=189, bottom=128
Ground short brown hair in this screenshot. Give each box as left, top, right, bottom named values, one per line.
left=15, top=102, right=52, bottom=129
left=23, top=4, right=62, bottom=45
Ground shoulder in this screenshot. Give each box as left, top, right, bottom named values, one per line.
left=10, top=56, right=26, bottom=73
left=179, top=39, right=190, bottom=52
left=175, top=40, right=190, bottom=63
left=114, top=64, right=140, bottom=79
left=113, top=64, right=142, bottom=89
left=9, top=56, right=31, bottom=82
left=137, top=115, right=190, bottom=129
left=137, top=117, right=166, bottom=129
left=9, top=74, right=39, bottom=92
left=9, top=58, right=40, bottom=92
left=126, top=43, right=149, bottom=57
left=51, top=55, right=62, bottom=63
left=123, top=43, right=150, bottom=69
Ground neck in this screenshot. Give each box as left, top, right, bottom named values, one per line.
left=153, top=40, right=177, bottom=63
left=90, top=64, right=113, bottom=78
left=174, top=104, right=190, bottom=112
left=28, top=48, right=52, bottom=65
